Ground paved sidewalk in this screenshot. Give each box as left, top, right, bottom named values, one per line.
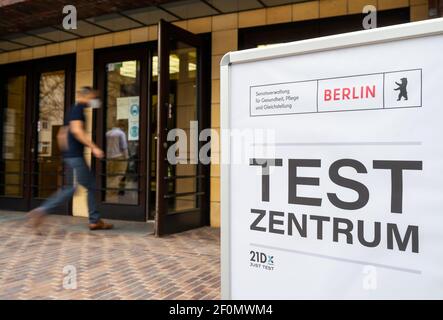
left=0, top=211, right=220, bottom=300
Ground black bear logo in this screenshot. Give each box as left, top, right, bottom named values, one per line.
left=394, top=77, right=408, bottom=101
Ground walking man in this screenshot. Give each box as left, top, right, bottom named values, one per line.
left=27, top=86, right=113, bottom=231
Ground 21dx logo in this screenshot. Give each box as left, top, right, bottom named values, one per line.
left=249, top=250, right=275, bottom=271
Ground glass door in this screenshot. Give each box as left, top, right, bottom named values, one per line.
left=0, top=56, right=75, bottom=212
left=95, top=46, right=148, bottom=221
left=30, top=57, right=75, bottom=212
left=156, top=20, right=210, bottom=236
left=0, top=69, right=29, bottom=211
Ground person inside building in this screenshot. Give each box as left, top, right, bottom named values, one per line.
left=106, top=119, right=129, bottom=200
left=27, top=86, right=114, bottom=231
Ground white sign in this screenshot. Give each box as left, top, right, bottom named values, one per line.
left=221, top=19, right=443, bottom=299
left=116, top=96, right=140, bottom=141
left=128, top=120, right=139, bottom=141
left=116, top=96, right=139, bottom=120
left=116, top=97, right=129, bottom=119
left=128, top=98, right=139, bottom=141
left=250, top=70, right=422, bottom=116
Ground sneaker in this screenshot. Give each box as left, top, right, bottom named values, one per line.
left=89, top=219, right=114, bottom=230
left=26, top=208, right=47, bottom=229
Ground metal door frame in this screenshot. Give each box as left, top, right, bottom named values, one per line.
left=0, top=55, right=75, bottom=213
left=94, top=43, right=151, bottom=221
left=155, top=20, right=211, bottom=236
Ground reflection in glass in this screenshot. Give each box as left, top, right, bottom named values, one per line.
left=105, top=60, right=140, bottom=205
left=149, top=91, right=157, bottom=218
left=37, top=70, right=65, bottom=198
left=1, top=76, right=26, bottom=197
left=152, top=50, right=197, bottom=80
left=165, top=42, right=198, bottom=213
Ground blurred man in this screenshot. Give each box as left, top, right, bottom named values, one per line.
left=27, top=86, right=113, bottom=231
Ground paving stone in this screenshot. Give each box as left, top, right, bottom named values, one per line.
left=0, top=211, right=220, bottom=300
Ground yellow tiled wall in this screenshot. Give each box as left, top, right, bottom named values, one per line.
left=0, top=0, right=430, bottom=226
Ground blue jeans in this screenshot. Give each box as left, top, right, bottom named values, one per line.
left=40, top=157, right=100, bottom=224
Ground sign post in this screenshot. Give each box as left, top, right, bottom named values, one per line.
left=221, top=18, right=443, bottom=299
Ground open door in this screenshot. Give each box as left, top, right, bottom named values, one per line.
left=155, top=20, right=210, bottom=236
